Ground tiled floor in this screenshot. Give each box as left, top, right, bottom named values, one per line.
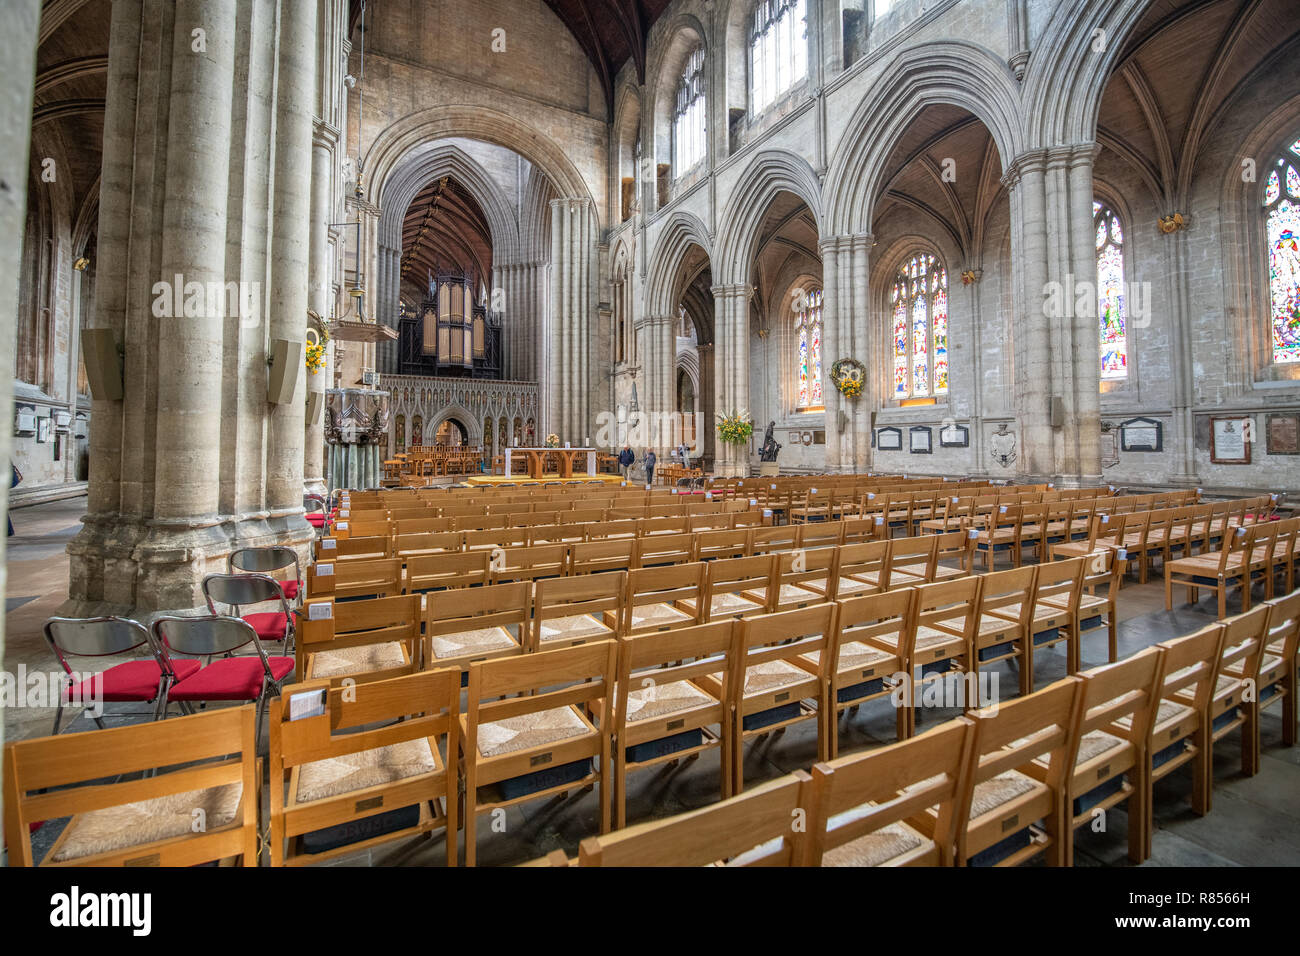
left=4, top=497, right=1298, bottom=866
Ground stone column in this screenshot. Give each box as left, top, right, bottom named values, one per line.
left=711, top=284, right=754, bottom=475
left=0, top=0, right=41, bottom=798
left=819, top=239, right=843, bottom=471
left=1002, top=150, right=1055, bottom=481
left=847, top=235, right=873, bottom=469
left=266, top=0, right=315, bottom=514
left=1065, top=145, right=1102, bottom=486
left=306, top=124, right=336, bottom=495
left=548, top=197, right=596, bottom=442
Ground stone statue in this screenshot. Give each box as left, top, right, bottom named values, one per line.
left=759, top=420, right=782, bottom=462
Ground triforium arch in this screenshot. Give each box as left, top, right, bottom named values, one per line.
left=714, top=149, right=824, bottom=287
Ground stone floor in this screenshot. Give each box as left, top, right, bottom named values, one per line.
left=4, top=496, right=1298, bottom=867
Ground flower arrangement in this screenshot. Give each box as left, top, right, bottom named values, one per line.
left=305, top=340, right=327, bottom=374
left=716, top=412, right=753, bottom=446
left=544, top=433, right=561, bottom=448
left=830, top=357, right=866, bottom=398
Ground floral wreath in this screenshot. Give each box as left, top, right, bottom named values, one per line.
left=830, top=357, right=866, bottom=398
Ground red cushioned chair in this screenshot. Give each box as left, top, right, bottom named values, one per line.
left=304, top=494, right=331, bottom=533
left=202, top=572, right=296, bottom=654
left=43, top=616, right=199, bottom=735
left=150, top=615, right=295, bottom=744
left=229, top=546, right=303, bottom=606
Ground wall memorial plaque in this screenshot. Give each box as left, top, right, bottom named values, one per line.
left=1119, top=417, right=1162, bottom=452
left=909, top=426, right=933, bottom=454
left=1266, top=412, right=1300, bottom=456
left=1210, top=416, right=1252, bottom=464
left=939, top=423, right=969, bottom=447
left=876, top=427, right=902, bottom=450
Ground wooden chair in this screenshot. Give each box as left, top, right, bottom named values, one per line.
left=800, top=521, right=844, bottom=551
left=807, top=720, right=974, bottom=866
left=883, top=534, right=938, bottom=590
left=773, top=546, right=837, bottom=609
left=621, top=562, right=709, bottom=634
left=1042, top=647, right=1165, bottom=865
left=306, top=557, right=403, bottom=602
left=426, top=581, right=528, bottom=673
left=636, top=531, right=697, bottom=566
left=1025, top=556, right=1086, bottom=686
left=695, top=527, right=752, bottom=562
left=461, top=640, right=618, bottom=866
left=681, top=554, right=776, bottom=621
left=751, top=524, right=800, bottom=555
left=1241, top=589, right=1300, bottom=769
left=1165, top=524, right=1252, bottom=618
left=1140, top=624, right=1225, bottom=855
left=972, top=565, right=1037, bottom=698
left=702, top=603, right=835, bottom=792
left=585, top=518, right=639, bottom=540
left=831, top=540, right=889, bottom=598
left=816, top=589, right=914, bottom=751
left=972, top=504, right=1022, bottom=571
left=569, top=537, right=638, bottom=575
left=955, top=677, right=1083, bottom=866
left=1201, top=604, right=1268, bottom=802
left=402, top=548, right=488, bottom=593
left=1076, top=548, right=1127, bottom=665
left=612, top=621, right=742, bottom=827
left=296, top=594, right=423, bottom=686
left=888, top=577, right=983, bottom=738
left=267, top=670, right=460, bottom=866
left=529, top=572, right=623, bottom=651
left=932, top=529, right=973, bottom=581
left=840, top=515, right=882, bottom=545
left=3, top=706, right=259, bottom=866
left=392, top=531, right=464, bottom=559
left=575, top=770, right=816, bottom=866
left=491, top=543, right=569, bottom=584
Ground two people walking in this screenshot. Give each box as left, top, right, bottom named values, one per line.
left=618, top=444, right=658, bottom=485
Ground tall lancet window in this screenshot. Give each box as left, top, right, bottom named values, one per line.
left=795, top=287, right=824, bottom=409
left=1095, top=201, right=1129, bottom=380
left=1265, top=138, right=1300, bottom=364
left=674, top=46, right=707, bottom=174
left=749, top=0, right=807, bottom=114
left=891, top=252, right=948, bottom=399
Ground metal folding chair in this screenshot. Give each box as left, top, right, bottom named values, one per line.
left=202, top=572, right=297, bottom=654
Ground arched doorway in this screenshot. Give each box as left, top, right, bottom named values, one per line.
left=435, top=417, right=468, bottom=446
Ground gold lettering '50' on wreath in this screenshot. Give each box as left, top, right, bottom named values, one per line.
left=830, top=358, right=866, bottom=398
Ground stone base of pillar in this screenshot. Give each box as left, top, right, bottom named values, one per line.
left=304, top=475, right=327, bottom=497
left=64, top=513, right=315, bottom=618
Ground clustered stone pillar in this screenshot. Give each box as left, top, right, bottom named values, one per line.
left=548, top=197, right=597, bottom=443
left=711, top=284, right=753, bottom=476
left=1002, top=145, right=1103, bottom=486
left=820, top=234, right=873, bottom=471
left=67, top=0, right=317, bottom=615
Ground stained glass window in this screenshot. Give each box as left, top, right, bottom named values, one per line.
left=891, top=252, right=948, bottom=399
left=750, top=0, right=808, bottom=114
left=1095, top=201, right=1128, bottom=380
left=1265, top=138, right=1300, bottom=364
left=674, top=47, right=707, bottom=175
left=795, top=287, right=824, bottom=409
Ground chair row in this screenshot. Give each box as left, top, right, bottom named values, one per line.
left=13, top=585, right=1295, bottom=868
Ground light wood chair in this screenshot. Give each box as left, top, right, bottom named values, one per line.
left=3, top=705, right=259, bottom=866
left=807, top=719, right=974, bottom=866
left=490, top=543, right=569, bottom=584
left=701, top=603, right=835, bottom=792
left=815, top=589, right=914, bottom=751
left=267, top=670, right=460, bottom=866
left=883, top=534, right=938, bottom=590
left=1200, top=603, right=1268, bottom=804
left=1076, top=547, right=1127, bottom=664
left=529, top=572, right=623, bottom=651
left=695, top=527, right=752, bottom=562
left=569, top=537, right=639, bottom=574
left=426, top=580, right=528, bottom=672
left=392, top=530, right=464, bottom=559
left=1025, top=556, right=1086, bottom=686
left=621, top=562, right=709, bottom=634
left=576, top=770, right=816, bottom=866
left=1242, top=589, right=1300, bottom=768
left=898, top=577, right=983, bottom=737
left=750, top=524, right=800, bottom=555
left=1165, top=524, right=1252, bottom=618
left=681, top=553, right=777, bottom=621
left=831, top=540, right=889, bottom=597
left=404, top=551, right=490, bottom=593
left=306, top=557, right=403, bottom=602
left=314, top=534, right=391, bottom=562
left=296, top=594, right=424, bottom=686
left=773, top=546, right=837, bottom=610
left=612, top=621, right=743, bottom=827
left=956, top=677, right=1083, bottom=866
left=972, top=565, right=1037, bottom=698
left=461, top=640, right=618, bottom=866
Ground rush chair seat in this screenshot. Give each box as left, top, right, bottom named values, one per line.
left=294, top=594, right=423, bottom=686
left=955, top=677, right=1084, bottom=867
left=569, top=537, right=639, bottom=574
left=1032, top=647, right=1166, bottom=865
left=306, top=557, right=403, bottom=603
left=461, top=640, right=618, bottom=866
left=150, top=615, right=295, bottom=745
left=892, top=577, right=983, bottom=738
left=574, top=770, right=817, bottom=866
left=972, top=566, right=1038, bottom=699
left=773, top=547, right=836, bottom=609
left=229, top=546, right=303, bottom=604
left=807, top=719, right=974, bottom=867
left=203, top=572, right=297, bottom=653
left=1165, top=524, right=1253, bottom=619
left=697, top=603, right=836, bottom=793
left=426, top=581, right=528, bottom=673
left=883, top=534, right=939, bottom=590
left=529, top=572, right=623, bottom=651
left=3, top=705, right=259, bottom=867
left=622, top=562, right=709, bottom=634
left=1196, top=604, right=1268, bottom=806
left=932, top=529, right=974, bottom=581
left=612, top=620, right=743, bottom=828
left=831, top=540, right=889, bottom=597
left=679, top=553, right=777, bottom=621
left=267, top=670, right=460, bottom=867
left=404, top=551, right=491, bottom=593
left=42, top=616, right=197, bottom=735
left=809, top=589, right=915, bottom=752
left=972, top=504, right=1023, bottom=571
left=1134, top=623, right=1225, bottom=857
